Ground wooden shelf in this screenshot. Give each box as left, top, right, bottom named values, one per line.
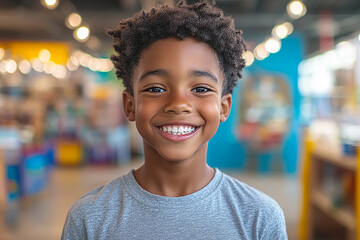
left=312, top=146, right=357, bottom=172
left=312, top=190, right=356, bottom=231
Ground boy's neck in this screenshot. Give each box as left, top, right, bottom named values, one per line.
left=133, top=146, right=215, bottom=197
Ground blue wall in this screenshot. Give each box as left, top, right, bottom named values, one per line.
left=207, top=34, right=304, bottom=174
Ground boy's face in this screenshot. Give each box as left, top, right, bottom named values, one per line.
left=123, top=38, right=232, bottom=162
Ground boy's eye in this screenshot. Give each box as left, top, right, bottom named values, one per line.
left=192, top=87, right=211, bottom=93
left=144, top=87, right=165, bottom=93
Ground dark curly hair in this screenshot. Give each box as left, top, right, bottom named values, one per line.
left=107, top=0, right=246, bottom=96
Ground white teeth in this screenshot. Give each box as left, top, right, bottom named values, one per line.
left=160, top=125, right=196, bottom=135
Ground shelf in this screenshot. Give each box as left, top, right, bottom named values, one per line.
left=311, top=190, right=356, bottom=231
left=312, top=146, right=357, bottom=172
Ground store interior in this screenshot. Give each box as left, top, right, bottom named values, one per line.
left=0, top=0, right=360, bottom=239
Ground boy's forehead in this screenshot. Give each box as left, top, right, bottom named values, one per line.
left=134, top=38, right=222, bottom=77
left=141, top=37, right=218, bottom=59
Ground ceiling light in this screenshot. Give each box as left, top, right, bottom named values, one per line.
left=73, top=26, right=90, bottom=42
left=66, top=13, right=82, bottom=29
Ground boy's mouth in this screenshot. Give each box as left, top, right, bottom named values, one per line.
left=158, top=125, right=197, bottom=136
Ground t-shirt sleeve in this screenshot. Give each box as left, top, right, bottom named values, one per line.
left=61, top=211, right=86, bottom=240
left=261, top=205, right=288, bottom=240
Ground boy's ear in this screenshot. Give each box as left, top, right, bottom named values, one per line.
left=220, top=93, right=232, bottom=122
left=122, top=90, right=135, bottom=122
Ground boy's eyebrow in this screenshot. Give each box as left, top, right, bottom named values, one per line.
left=138, top=69, right=168, bottom=82
left=138, top=69, right=218, bottom=83
left=190, top=70, right=218, bottom=83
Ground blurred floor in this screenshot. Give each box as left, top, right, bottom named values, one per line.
left=0, top=159, right=299, bottom=240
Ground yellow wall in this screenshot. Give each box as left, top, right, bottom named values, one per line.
left=0, top=41, right=70, bottom=65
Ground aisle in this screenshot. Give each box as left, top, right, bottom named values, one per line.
left=0, top=160, right=299, bottom=240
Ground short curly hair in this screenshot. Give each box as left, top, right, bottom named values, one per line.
left=107, top=0, right=246, bottom=96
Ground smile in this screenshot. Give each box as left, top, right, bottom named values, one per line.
left=158, top=125, right=196, bottom=135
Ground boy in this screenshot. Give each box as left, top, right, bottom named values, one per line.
left=62, top=1, right=288, bottom=239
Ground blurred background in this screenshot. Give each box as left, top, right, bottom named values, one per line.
left=0, top=0, right=359, bottom=239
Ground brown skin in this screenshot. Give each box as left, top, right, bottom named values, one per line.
left=123, top=38, right=232, bottom=197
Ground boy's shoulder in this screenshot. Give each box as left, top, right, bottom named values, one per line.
left=67, top=174, right=126, bottom=217
left=219, top=172, right=283, bottom=215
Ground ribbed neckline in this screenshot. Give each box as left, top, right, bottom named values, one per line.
left=122, top=168, right=223, bottom=208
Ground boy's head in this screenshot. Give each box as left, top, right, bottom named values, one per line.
left=107, top=0, right=246, bottom=96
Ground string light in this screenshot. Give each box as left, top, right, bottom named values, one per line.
left=287, top=0, right=307, bottom=19
left=265, top=37, right=281, bottom=53
left=5, top=59, right=17, bottom=74
left=243, top=51, right=255, bottom=66
left=18, top=60, right=32, bottom=74
left=272, top=22, right=293, bottom=39
left=31, top=58, right=44, bottom=72
left=43, top=61, right=56, bottom=74
left=41, top=0, right=59, bottom=10
left=66, top=13, right=82, bottom=29
left=51, top=65, right=67, bottom=79
left=254, top=43, right=269, bottom=60
left=66, top=58, right=79, bottom=71
left=0, top=61, right=6, bottom=74
left=73, top=26, right=90, bottom=42
left=0, top=48, right=4, bottom=60
left=39, top=49, right=51, bottom=62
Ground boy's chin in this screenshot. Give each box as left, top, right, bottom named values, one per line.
left=155, top=146, right=207, bottom=163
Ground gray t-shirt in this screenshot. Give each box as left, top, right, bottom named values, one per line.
left=61, top=169, right=288, bottom=240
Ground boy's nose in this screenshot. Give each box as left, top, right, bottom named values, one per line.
left=163, top=91, right=192, bottom=114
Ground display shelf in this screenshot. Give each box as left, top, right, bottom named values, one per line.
left=299, top=138, right=359, bottom=240
left=311, top=190, right=356, bottom=231
left=312, top=145, right=357, bottom=172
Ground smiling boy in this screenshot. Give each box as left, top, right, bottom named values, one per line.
left=62, top=1, right=288, bottom=239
